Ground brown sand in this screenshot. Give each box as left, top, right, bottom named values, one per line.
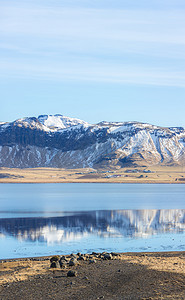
left=0, top=165, right=185, bottom=183
left=1, top=252, right=185, bottom=299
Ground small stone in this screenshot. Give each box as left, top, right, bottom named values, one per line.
left=89, top=259, right=96, bottom=264
left=111, top=252, right=119, bottom=256
left=67, top=270, right=77, bottom=277
left=60, top=256, right=68, bottom=262
left=103, top=253, right=113, bottom=260
left=77, top=255, right=85, bottom=261
left=50, top=256, right=59, bottom=263
left=83, top=276, right=89, bottom=280
left=59, top=260, right=67, bottom=269
left=70, top=253, right=77, bottom=258
left=69, top=258, right=78, bottom=266
left=50, top=262, right=57, bottom=268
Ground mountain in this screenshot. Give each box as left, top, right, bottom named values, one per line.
left=0, top=114, right=185, bottom=168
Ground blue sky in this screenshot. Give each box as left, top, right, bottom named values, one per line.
left=0, top=0, right=185, bottom=127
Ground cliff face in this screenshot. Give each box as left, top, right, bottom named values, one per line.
left=0, top=114, right=185, bottom=168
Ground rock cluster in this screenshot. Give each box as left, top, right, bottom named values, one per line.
left=49, top=252, right=120, bottom=276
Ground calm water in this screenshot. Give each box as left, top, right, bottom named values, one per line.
left=0, top=183, right=185, bottom=259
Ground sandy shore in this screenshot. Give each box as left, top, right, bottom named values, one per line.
left=0, top=166, right=185, bottom=183
left=1, top=252, right=185, bottom=299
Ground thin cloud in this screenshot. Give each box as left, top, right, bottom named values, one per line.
left=0, top=59, right=184, bottom=88
left=0, top=2, right=185, bottom=87
left=1, top=6, right=185, bottom=45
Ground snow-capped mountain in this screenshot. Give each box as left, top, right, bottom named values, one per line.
left=0, top=114, right=185, bottom=168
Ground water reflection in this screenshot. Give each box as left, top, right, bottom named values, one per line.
left=0, top=209, right=185, bottom=244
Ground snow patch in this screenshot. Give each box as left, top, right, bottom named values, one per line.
left=38, top=114, right=90, bottom=131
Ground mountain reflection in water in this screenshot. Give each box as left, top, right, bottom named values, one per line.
left=0, top=209, right=185, bottom=244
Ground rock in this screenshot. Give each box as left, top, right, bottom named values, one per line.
left=67, top=270, right=77, bottom=277
left=69, top=258, right=78, bottom=266
left=50, top=262, right=57, bottom=268
left=59, top=260, right=67, bottom=269
left=103, top=253, right=113, bottom=260
left=111, top=252, right=119, bottom=257
left=50, top=256, right=59, bottom=263
left=70, top=253, right=77, bottom=258
left=59, top=256, right=68, bottom=263
left=77, top=255, right=85, bottom=261
left=60, top=255, right=66, bottom=260
left=83, top=276, right=89, bottom=280
left=89, top=259, right=96, bottom=264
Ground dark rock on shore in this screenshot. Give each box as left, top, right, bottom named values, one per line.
left=50, top=256, right=59, bottom=263
left=50, top=262, right=58, bottom=268
left=67, top=270, right=77, bottom=277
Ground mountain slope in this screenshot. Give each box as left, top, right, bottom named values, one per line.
left=0, top=114, right=185, bottom=168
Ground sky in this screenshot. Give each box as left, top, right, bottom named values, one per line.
left=0, top=0, right=185, bottom=127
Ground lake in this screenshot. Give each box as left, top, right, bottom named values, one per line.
left=0, top=183, right=185, bottom=259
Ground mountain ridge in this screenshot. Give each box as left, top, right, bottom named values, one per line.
left=0, top=114, right=185, bottom=169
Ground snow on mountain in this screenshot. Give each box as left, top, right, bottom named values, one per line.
left=38, top=114, right=90, bottom=131
left=11, top=117, right=51, bottom=132
left=0, top=114, right=185, bottom=168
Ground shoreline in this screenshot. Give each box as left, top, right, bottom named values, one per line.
left=1, top=250, right=185, bottom=262
left=0, top=181, right=185, bottom=184
left=0, top=166, right=185, bottom=184
left=1, top=251, right=185, bottom=299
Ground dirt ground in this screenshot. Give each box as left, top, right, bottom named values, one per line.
left=0, top=165, right=185, bottom=183
left=1, top=252, right=185, bottom=299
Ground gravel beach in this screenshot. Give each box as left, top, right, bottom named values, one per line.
left=1, top=252, right=185, bottom=299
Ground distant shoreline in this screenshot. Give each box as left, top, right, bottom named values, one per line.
left=0, top=181, right=185, bottom=184
left=0, top=166, right=185, bottom=184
